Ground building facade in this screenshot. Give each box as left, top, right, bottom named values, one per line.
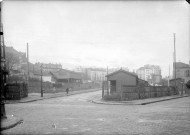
left=173, top=62, right=190, bottom=82
left=106, top=69, right=138, bottom=94
left=73, top=67, right=107, bottom=82
left=35, top=62, right=62, bottom=72
left=50, top=69, right=82, bottom=83
left=136, top=65, right=162, bottom=85
left=73, top=67, right=130, bottom=82
left=87, top=68, right=107, bottom=82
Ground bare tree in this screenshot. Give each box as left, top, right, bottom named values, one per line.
left=5, top=49, right=20, bottom=71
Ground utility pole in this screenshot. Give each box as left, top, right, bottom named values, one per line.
left=41, top=64, right=43, bottom=97
left=173, top=33, right=177, bottom=88
left=0, top=25, right=7, bottom=119
left=107, top=66, right=109, bottom=95
left=168, top=65, right=170, bottom=87
left=27, top=43, right=29, bottom=92
left=1, top=2, right=8, bottom=119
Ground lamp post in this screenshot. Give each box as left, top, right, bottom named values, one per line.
left=1, top=24, right=8, bottom=119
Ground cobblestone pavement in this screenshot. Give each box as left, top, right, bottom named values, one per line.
left=2, top=91, right=190, bottom=135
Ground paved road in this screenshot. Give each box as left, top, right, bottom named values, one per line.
left=2, top=90, right=190, bottom=135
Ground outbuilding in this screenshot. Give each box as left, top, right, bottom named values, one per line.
left=50, top=69, right=82, bottom=83
left=106, top=69, right=138, bottom=94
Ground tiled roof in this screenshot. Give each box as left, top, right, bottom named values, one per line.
left=50, top=69, right=82, bottom=80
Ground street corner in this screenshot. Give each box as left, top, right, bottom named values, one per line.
left=89, top=95, right=190, bottom=106
left=89, top=97, right=132, bottom=105
left=1, top=115, right=23, bottom=131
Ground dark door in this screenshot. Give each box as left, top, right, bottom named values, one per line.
left=110, top=80, right=116, bottom=93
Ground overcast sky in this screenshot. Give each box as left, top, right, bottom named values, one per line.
left=2, top=0, right=190, bottom=77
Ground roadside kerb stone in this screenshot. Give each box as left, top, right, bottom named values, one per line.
left=1, top=115, right=23, bottom=131
left=140, top=95, right=189, bottom=105
left=5, top=88, right=101, bottom=104
left=90, top=95, right=190, bottom=105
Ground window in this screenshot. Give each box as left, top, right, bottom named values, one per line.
left=186, top=70, right=190, bottom=77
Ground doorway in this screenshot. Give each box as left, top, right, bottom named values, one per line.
left=110, top=80, right=116, bottom=94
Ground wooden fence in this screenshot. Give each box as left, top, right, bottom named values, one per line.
left=121, top=86, right=178, bottom=101
left=102, top=85, right=179, bottom=101
left=6, top=83, right=28, bottom=100
left=28, top=81, right=101, bottom=93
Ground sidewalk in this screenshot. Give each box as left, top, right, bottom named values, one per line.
left=1, top=115, right=23, bottom=131
left=89, top=94, right=190, bottom=105
left=4, top=88, right=101, bottom=104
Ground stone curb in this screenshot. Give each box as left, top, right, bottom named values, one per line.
left=1, top=116, right=23, bottom=131
left=5, top=88, right=101, bottom=104
left=141, top=95, right=189, bottom=105
left=89, top=95, right=190, bottom=105
left=89, top=99, right=136, bottom=105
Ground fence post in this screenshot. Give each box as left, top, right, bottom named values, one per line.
left=102, top=81, right=104, bottom=98
left=181, top=83, right=183, bottom=96
left=18, top=84, right=21, bottom=100
left=138, top=86, right=141, bottom=99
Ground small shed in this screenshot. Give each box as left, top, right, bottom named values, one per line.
left=106, top=69, right=138, bottom=94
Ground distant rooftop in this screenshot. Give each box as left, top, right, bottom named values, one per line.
left=174, top=62, right=190, bottom=68
left=106, top=69, right=138, bottom=78
left=137, top=64, right=161, bottom=70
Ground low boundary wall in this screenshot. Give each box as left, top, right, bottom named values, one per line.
left=103, top=86, right=179, bottom=101
left=121, top=86, right=178, bottom=101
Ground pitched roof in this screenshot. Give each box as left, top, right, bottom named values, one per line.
left=175, top=62, right=190, bottom=68
left=106, top=69, right=138, bottom=78
left=138, top=78, right=148, bottom=82
left=50, top=69, right=82, bottom=80
left=169, top=78, right=184, bottom=81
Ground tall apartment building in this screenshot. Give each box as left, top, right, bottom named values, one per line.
left=88, top=68, right=107, bottom=82
left=73, top=66, right=87, bottom=73
left=73, top=66, right=107, bottom=82
left=73, top=67, right=130, bottom=82
left=136, top=65, right=162, bottom=85
left=35, top=62, right=62, bottom=72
